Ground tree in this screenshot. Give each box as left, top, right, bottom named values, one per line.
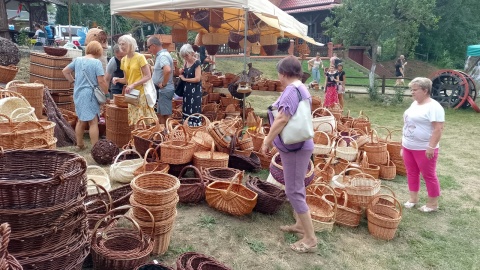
left=0, top=0, right=9, bottom=40
left=323, top=0, right=437, bottom=89
left=416, top=0, right=480, bottom=68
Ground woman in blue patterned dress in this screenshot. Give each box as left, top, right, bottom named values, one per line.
left=62, top=41, right=108, bottom=150
left=178, top=44, right=202, bottom=126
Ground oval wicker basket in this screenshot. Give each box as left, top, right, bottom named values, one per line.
left=343, top=171, right=381, bottom=207
left=245, top=175, right=286, bottom=214
left=205, top=173, right=257, bottom=216
left=87, top=165, right=112, bottom=195
left=131, top=172, right=180, bottom=206
left=335, top=136, right=359, bottom=162
left=306, top=183, right=337, bottom=232
left=193, top=142, right=229, bottom=169
left=0, top=115, right=55, bottom=150
left=177, top=165, right=207, bottom=204
left=0, top=65, right=19, bottom=84
left=43, top=46, right=68, bottom=57
left=109, top=149, right=145, bottom=183
left=312, top=107, right=336, bottom=132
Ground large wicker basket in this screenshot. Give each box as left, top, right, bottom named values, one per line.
left=245, top=175, right=286, bottom=214
left=0, top=65, right=19, bottom=84
left=0, top=149, right=87, bottom=209
left=306, top=183, right=337, bottom=232
left=177, top=165, right=207, bottom=204
left=0, top=115, right=56, bottom=150
left=343, top=171, right=381, bottom=207
left=205, top=172, right=258, bottom=216
left=269, top=152, right=314, bottom=186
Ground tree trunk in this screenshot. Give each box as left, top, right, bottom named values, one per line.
left=369, top=44, right=378, bottom=89
left=0, top=0, right=10, bottom=40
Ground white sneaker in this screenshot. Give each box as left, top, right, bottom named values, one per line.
left=403, top=201, right=416, bottom=209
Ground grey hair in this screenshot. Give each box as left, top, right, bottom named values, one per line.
left=113, top=44, right=121, bottom=53
left=118, top=35, right=137, bottom=54
left=409, top=77, right=432, bottom=94
left=179, top=44, right=194, bottom=58
left=148, top=36, right=162, bottom=47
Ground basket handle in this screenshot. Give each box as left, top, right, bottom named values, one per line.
left=170, top=125, right=190, bottom=144
left=361, top=151, right=370, bottom=168
left=23, top=137, right=49, bottom=149
left=10, top=107, right=36, bottom=120
left=336, top=136, right=358, bottom=150
left=134, top=116, right=159, bottom=131
left=0, top=223, right=12, bottom=255
left=54, top=156, right=87, bottom=183
left=378, top=184, right=396, bottom=198
left=113, top=148, right=143, bottom=165
left=358, top=110, right=369, bottom=120
left=368, top=194, right=402, bottom=217
left=149, top=131, right=166, bottom=142
left=0, top=114, right=12, bottom=125
left=222, top=171, right=243, bottom=198
left=178, top=165, right=205, bottom=184
left=385, top=129, right=402, bottom=143
left=314, top=121, right=334, bottom=134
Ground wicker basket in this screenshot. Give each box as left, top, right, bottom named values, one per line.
left=176, top=252, right=231, bottom=270
left=335, top=136, right=359, bottom=162
left=364, top=129, right=388, bottom=165
left=126, top=208, right=177, bottom=236
left=352, top=111, right=371, bottom=133
left=202, top=167, right=243, bottom=184
left=131, top=172, right=180, bottom=206
left=322, top=191, right=362, bottom=227
left=0, top=149, right=87, bottom=209
left=87, top=165, right=112, bottom=195
left=313, top=131, right=333, bottom=155
left=191, top=130, right=214, bottom=152
left=193, top=141, right=229, bottom=169
left=262, top=44, right=278, bottom=56
left=30, top=52, right=72, bottom=67
left=177, top=165, right=207, bottom=204
left=245, top=175, right=286, bottom=214
left=205, top=172, right=257, bottom=216
left=135, top=261, right=174, bottom=270
left=228, top=30, right=244, bottom=43
left=385, top=129, right=402, bottom=160
left=91, top=206, right=154, bottom=270
left=171, top=22, right=188, bottom=42
left=43, top=46, right=68, bottom=57
left=306, top=184, right=337, bottom=232
left=10, top=82, right=44, bottom=118
left=91, top=139, right=120, bottom=165
left=313, top=160, right=335, bottom=184
left=130, top=195, right=178, bottom=222
left=367, top=194, right=402, bottom=240
left=85, top=184, right=132, bottom=215
left=344, top=171, right=381, bottom=207
left=30, top=63, right=66, bottom=78
left=183, top=113, right=210, bottom=136
left=0, top=65, right=19, bottom=84
left=110, top=149, right=145, bottom=183
left=312, top=108, right=336, bottom=132
left=133, top=147, right=170, bottom=176
left=379, top=152, right=396, bottom=180
left=359, top=151, right=380, bottom=179
left=160, top=126, right=196, bottom=164
left=270, top=152, right=314, bottom=186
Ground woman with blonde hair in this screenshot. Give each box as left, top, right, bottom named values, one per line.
left=112, top=35, right=158, bottom=126
left=62, top=41, right=108, bottom=150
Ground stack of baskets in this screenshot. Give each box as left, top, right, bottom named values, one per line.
left=29, top=52, right=74, bottom=111
left=384, top=129, right=405, bottom=176
left=0, top=115, right=57, bottom=149
left=105, top=102, right=130, bottom=147
left=0, top=149, right=89, bottom=270
left=130, top=172, right=180, bottom=255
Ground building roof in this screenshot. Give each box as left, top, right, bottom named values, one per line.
left=285, top=3, right=340, bottom=14
left=278, top=0, right=339, bottom=10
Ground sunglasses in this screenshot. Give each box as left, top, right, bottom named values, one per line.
left=146, top=44, right=154, bottom=49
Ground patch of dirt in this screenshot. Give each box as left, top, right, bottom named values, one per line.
left=379, top=59, right=440, bottom=79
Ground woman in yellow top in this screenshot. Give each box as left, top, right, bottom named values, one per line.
left=112, top=35, right=158, bottom=126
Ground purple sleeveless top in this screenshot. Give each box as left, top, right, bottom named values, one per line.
left=267, top=81, right=314, bottom=152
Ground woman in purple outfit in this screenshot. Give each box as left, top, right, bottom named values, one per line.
left=261, top=56, right=317, bottom=253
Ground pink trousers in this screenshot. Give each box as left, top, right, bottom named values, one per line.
left=402, top=147, right=441, bottom=197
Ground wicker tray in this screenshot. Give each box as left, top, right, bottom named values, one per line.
left=30, top=63, right=69, bottom=78
left=29, top=73, right=71, bottom=89
left=30, top=52, right=72, bottom=67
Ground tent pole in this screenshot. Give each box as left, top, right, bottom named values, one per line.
left=242, top=7, right=249, bottom=123
left=68, top=0, right=72, bottom=43
left=110, top=15, right=114, bottom=50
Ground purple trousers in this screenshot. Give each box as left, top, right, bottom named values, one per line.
left=280, top=148, right=313, bottom=214
left=402, top=147, right=441, bottom=197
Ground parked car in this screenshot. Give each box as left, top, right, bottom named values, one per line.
left=54, top=25, right=88, bottom=46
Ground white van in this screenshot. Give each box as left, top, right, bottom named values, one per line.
left=54, top=25, right=88, bottom=45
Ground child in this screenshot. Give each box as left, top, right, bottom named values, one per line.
left=336, top=63, right=346, bottom=109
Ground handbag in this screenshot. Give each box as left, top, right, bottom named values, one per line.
left=124, top=89, right=140, bottom=106
left=82, top=59, right=106, bottom=104
left=270, top=81, right=313, bottom=144
left=144, top=79, right=156, bottom=108
left=175, top=64, right=187, bottom=97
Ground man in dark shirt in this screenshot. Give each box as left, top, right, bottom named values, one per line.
left=104, top=44, right=126, bottom=98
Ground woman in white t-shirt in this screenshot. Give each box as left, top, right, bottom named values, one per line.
left=402, top=77, right=445, bottom=212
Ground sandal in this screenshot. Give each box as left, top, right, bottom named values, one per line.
left=403, top=201, right=417, bottom=209
left=418, top=205, right=438, bottom=213
left=290, top=242, right=318, bottom=253
left=74, top=145, right=86, bottom=151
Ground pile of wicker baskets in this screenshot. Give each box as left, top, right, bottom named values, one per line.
left=29, top=52, right=74, bottom=111
left=0, top=223, right=22, bottom=270
left=130, top=172, right=180, bottom=255
left=0, top=149, right=89, bottom=269
left=176, top=252, right=232, bottom=270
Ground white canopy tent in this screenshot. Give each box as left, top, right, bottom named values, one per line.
left=109, top=0, right=322, bottom=46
